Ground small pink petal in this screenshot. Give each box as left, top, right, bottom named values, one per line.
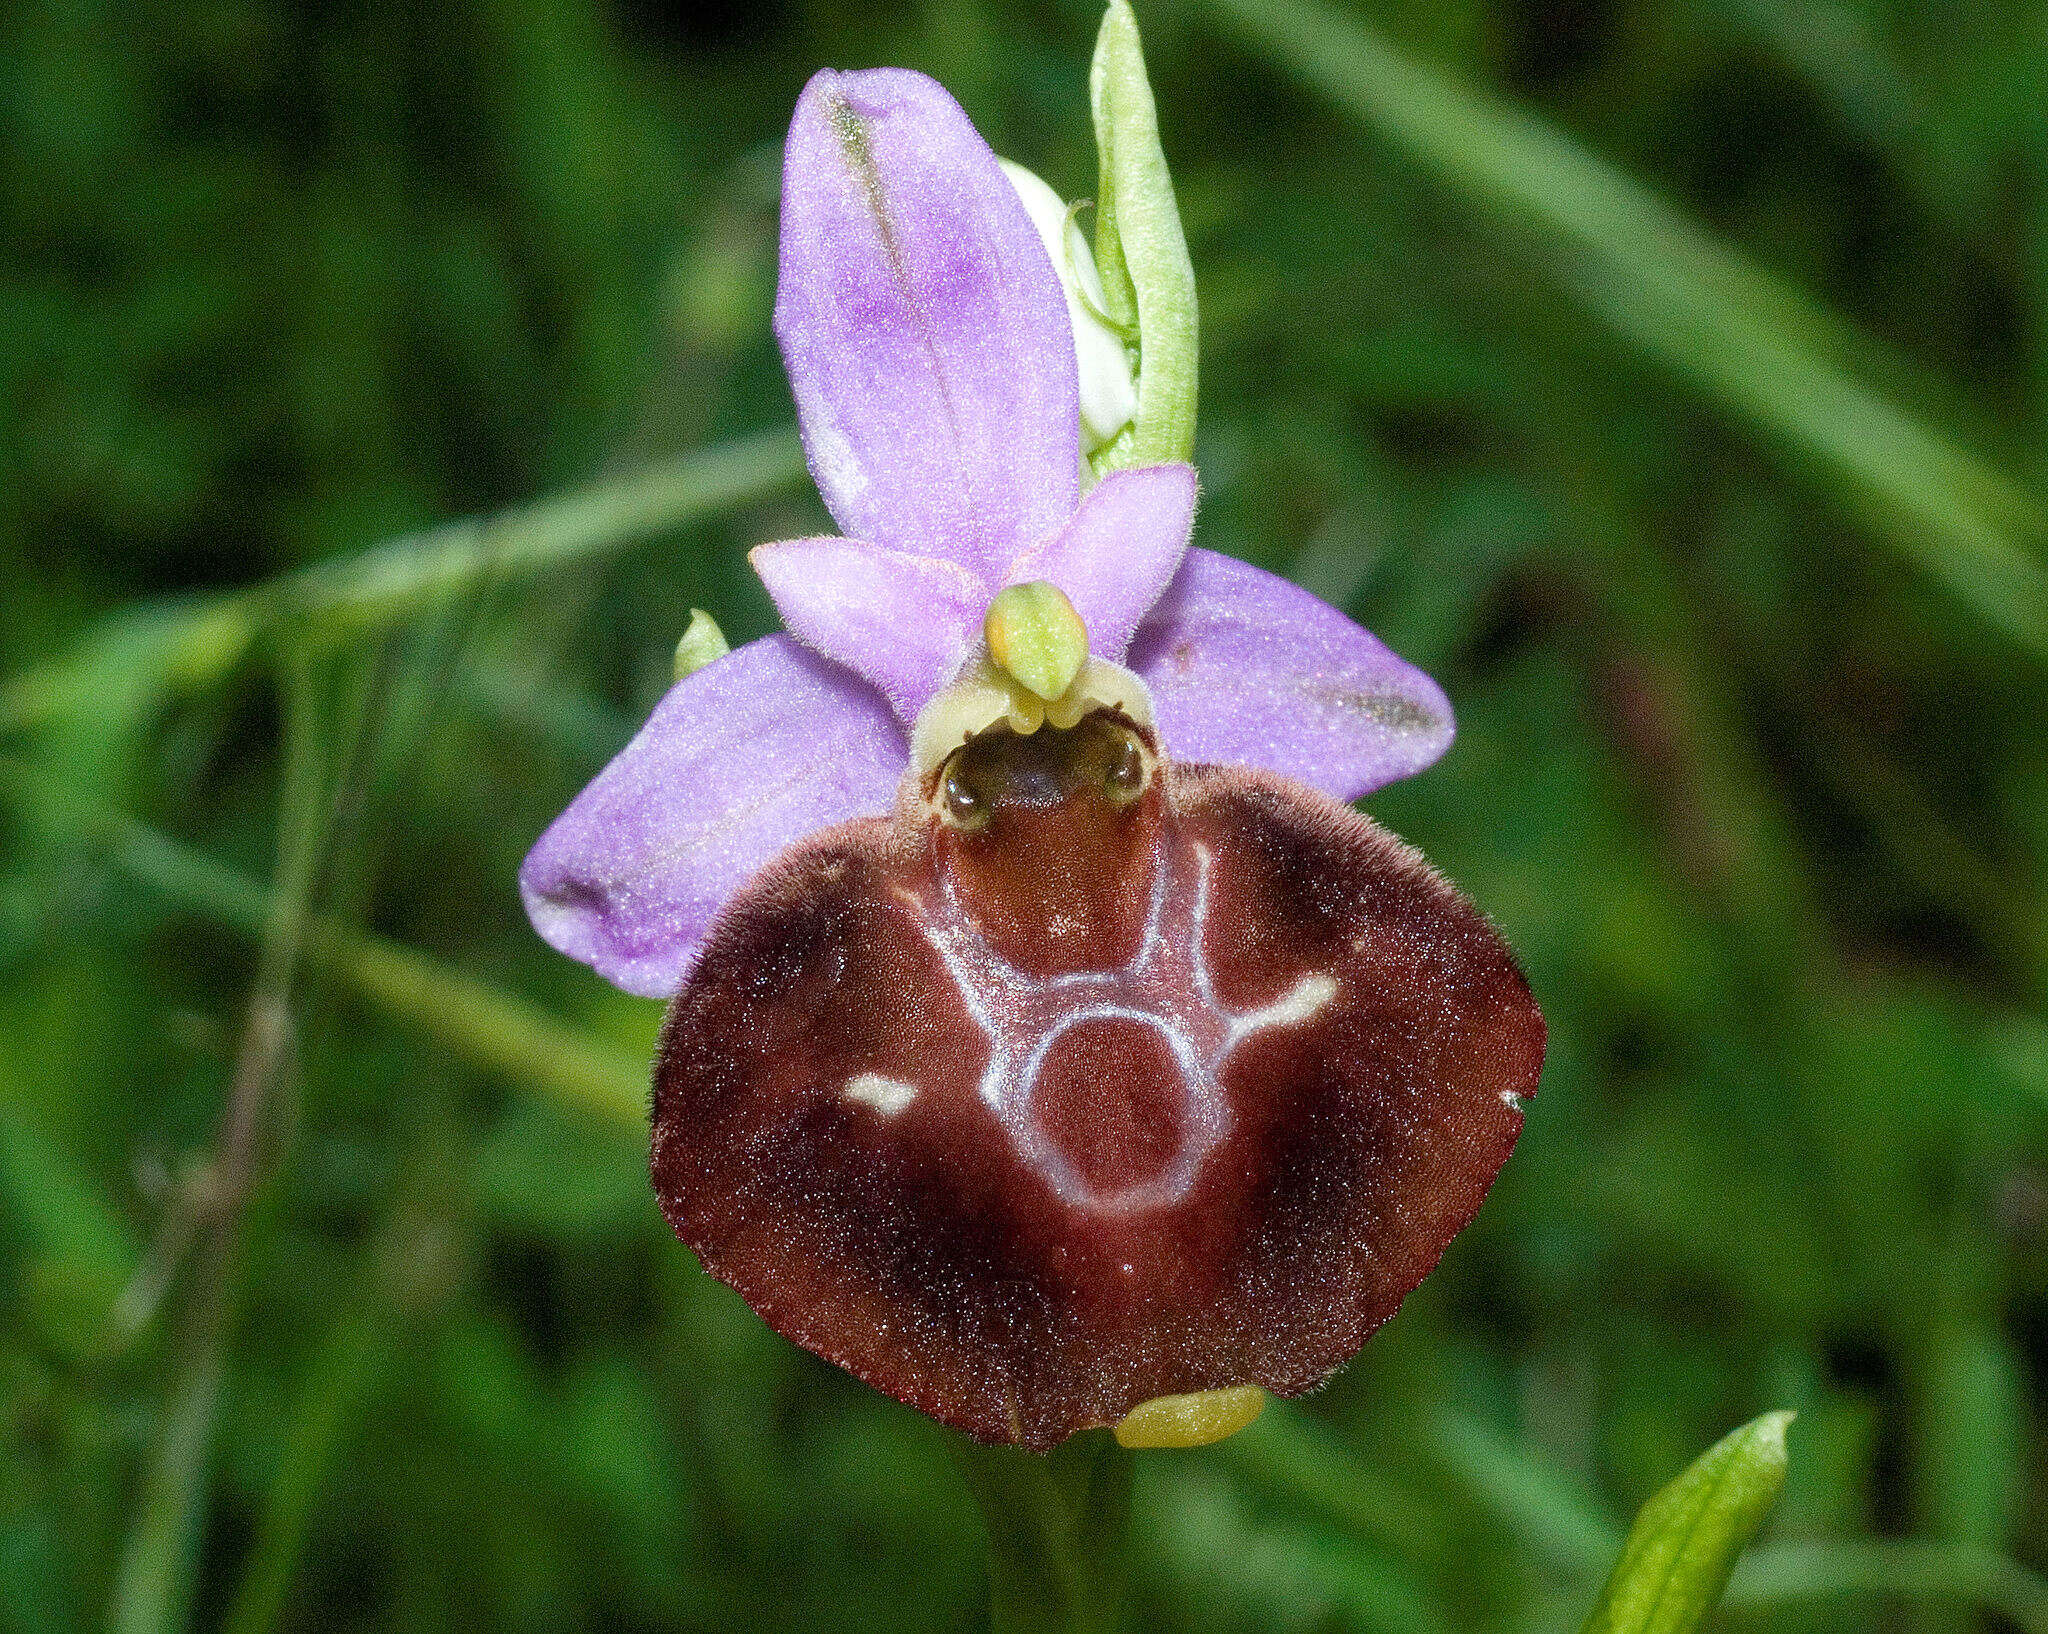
left=1127, top=548, right=1453, bottom=801
left=1005, top=464, right=1196, bottom=662
left=751, top=536, right=987, bottom=719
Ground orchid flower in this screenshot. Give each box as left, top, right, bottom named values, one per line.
left=521, top=34, right=1542, bottom=1452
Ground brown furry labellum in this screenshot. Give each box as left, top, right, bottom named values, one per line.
left=651, top=709, right=1544, bottom=1450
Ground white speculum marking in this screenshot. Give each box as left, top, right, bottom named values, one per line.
left=906, top=842, right=1337, bottom=1215
left=844, top=1072, right=918, bottom=1115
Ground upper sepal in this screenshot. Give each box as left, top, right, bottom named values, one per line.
left=775, top=68, right=1080, bottom=575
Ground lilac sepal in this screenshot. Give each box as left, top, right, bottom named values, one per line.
left=519, top=635, right=904, bottom=999
left=1126, top=548, right=1454, bottom=802
left=775, top=68, right=1079, bottom=576
left=751, top=537, right=986, bottom=718
left=1007, top=464, right=1197, bottom=662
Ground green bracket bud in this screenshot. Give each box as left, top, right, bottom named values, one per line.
left=1090, top=0, right=1198, bottom=474
left=985, top=581, right=1091, bottom=702
left=673, top=608, right=730, bottom=681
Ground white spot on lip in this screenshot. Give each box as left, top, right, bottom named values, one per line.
left=845, top=1072, right=918, bottom=1115
left=1228, top=973, right=1339, bottom=1043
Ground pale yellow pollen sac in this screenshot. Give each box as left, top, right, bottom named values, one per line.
left=985, top=581, right=1090, bottom=702
left=1113, top=1385, right=1267, bottom=1449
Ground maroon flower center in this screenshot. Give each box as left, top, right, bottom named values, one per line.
left=1033, top=1016, right=1188, bottom=1201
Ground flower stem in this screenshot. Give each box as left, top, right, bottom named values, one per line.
left=107, top=653, right=329, bottom=1634
left=954, top=1434, right=1136, bottom=1634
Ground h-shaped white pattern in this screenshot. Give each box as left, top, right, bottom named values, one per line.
left=884, top=840, right=1337, bottom=1214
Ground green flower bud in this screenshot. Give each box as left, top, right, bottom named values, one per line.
left=673, top=608, right=730, bottom=681
left=1090, top=0, right=1198, bottom=472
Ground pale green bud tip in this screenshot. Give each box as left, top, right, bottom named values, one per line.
left=673, top=608, right=730, bottom=681
left=985, top=581, right=1090, bottom=702
left=1582, top=1409, right=1795, bottom=1634
left=1114, top=1385, right=1266, bottom=1448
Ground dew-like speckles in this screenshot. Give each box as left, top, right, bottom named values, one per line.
left=844, top=1072, right=918, bottom=1114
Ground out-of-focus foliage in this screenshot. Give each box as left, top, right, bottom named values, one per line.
left=2, top=1, right=2045, bottom=1631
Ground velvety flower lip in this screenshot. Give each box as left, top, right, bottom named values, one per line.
left=520, top=65, right=1455, bottom=998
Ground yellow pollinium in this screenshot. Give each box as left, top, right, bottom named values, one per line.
left=1113, top=1386, right=1267, bottom=1449
left=985, top=581, right=1090, bottom=702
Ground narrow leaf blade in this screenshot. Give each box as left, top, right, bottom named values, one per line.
left=1582, top=1410, right=1795, bottom=1634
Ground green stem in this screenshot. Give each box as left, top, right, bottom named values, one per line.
left=111, top=806, right=650, bottom=1127
left=954, top=1435, right=1136, bottom=1634
left=107, top=655, right=329, bottom=1634
left=0, top=763, right=653, bottom=1132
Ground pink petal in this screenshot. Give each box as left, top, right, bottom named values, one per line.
left=1126, top=548, right=1453, bottom=801
left=519, top=635, right=905, bottom=999
left=750, top=536, right=986, bottom=720
left=1004, top=464, right=1196, bottom=661
left=775, top=68, right=1080, bottom=575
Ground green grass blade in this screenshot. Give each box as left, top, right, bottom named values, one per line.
left=0, top=428, right=805, bottom=738
left=256, top=427, right=803, bottom=637
left=1427, top=1412, right=1621, bottom=1578
left=1724, top=1539, right=2048, bottom=1633
left=0, top=761, right=649, bottom=1129
left=1202, top=0, right=2048, bottom=662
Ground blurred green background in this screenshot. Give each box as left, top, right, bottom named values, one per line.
left=3, top=0, right=2045, bottom=1630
